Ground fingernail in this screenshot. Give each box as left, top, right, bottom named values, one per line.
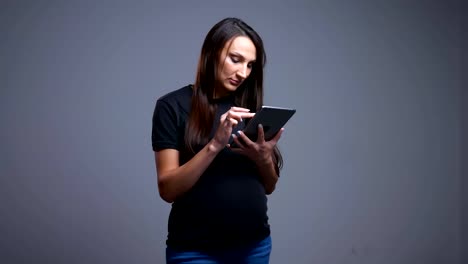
left=258, top=124, right=263, bottom=128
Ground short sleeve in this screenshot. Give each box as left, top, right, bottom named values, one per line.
left=152, top=99, right=181, bottom=151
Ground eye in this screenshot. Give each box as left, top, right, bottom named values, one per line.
left=247, top=63, right=253, bottom=69
left=229, top=56, right=239, bottom=63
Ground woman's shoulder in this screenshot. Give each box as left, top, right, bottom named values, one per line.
left=155, top=84, right=193, bottom=115
left=158, top=84, right=193, bottom=104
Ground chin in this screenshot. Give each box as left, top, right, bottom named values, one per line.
left=225, top=83, right=239, bottom=92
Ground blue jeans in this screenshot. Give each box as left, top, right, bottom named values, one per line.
left=166, top=236, right=272, bottom=264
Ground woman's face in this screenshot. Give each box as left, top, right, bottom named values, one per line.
left=215, top=36, right=256, bottom=98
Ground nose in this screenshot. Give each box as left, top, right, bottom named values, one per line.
left=236, top=64, right=248, bottom=79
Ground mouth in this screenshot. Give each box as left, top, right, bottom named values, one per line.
left=229, top=78, right=241, bottom=86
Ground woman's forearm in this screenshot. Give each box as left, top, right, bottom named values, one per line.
left=256, top=155, right=279, bottom=194
left=157, top=140, right=223, bottom=203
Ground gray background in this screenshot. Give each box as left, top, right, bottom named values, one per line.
left=1, top=0, right=466, bottom=263
left=462, top=0, right=467, bottom=263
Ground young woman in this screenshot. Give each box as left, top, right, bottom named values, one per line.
left=152, top=17, right=284, bottom=264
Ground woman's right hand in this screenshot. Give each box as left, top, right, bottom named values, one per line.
left=211, top=107, right=255, bottom=151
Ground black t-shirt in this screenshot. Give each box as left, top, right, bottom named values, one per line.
left=152, top=85, right=270, bottom=251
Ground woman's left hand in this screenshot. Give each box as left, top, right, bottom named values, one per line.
left=229, top=124, right=284, bottom=164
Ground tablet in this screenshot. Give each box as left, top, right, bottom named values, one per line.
left=232, top=105, right=296, bottom=146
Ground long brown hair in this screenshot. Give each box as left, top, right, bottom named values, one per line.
left=186, top=17, right=282, bottom=171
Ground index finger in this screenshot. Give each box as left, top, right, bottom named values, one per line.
left=239, top=112, right=256, bottom=119
left=230, top=107, right=251, bottom=112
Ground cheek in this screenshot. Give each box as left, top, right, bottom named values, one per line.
left=222, top=63, right=237, bottom=76
left=217, top=64, right=228, bottom=78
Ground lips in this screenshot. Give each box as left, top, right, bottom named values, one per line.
left=229, top=78, right=241, bottom=86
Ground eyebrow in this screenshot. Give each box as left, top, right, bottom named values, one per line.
left=230, top=52, right=256, bottom=63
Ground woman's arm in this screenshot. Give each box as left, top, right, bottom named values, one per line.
left=254, top=154, right=279, bottom=194
left=155, top=107, right=255, bottom=203
left=155, top=139, right=223, bottom=203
